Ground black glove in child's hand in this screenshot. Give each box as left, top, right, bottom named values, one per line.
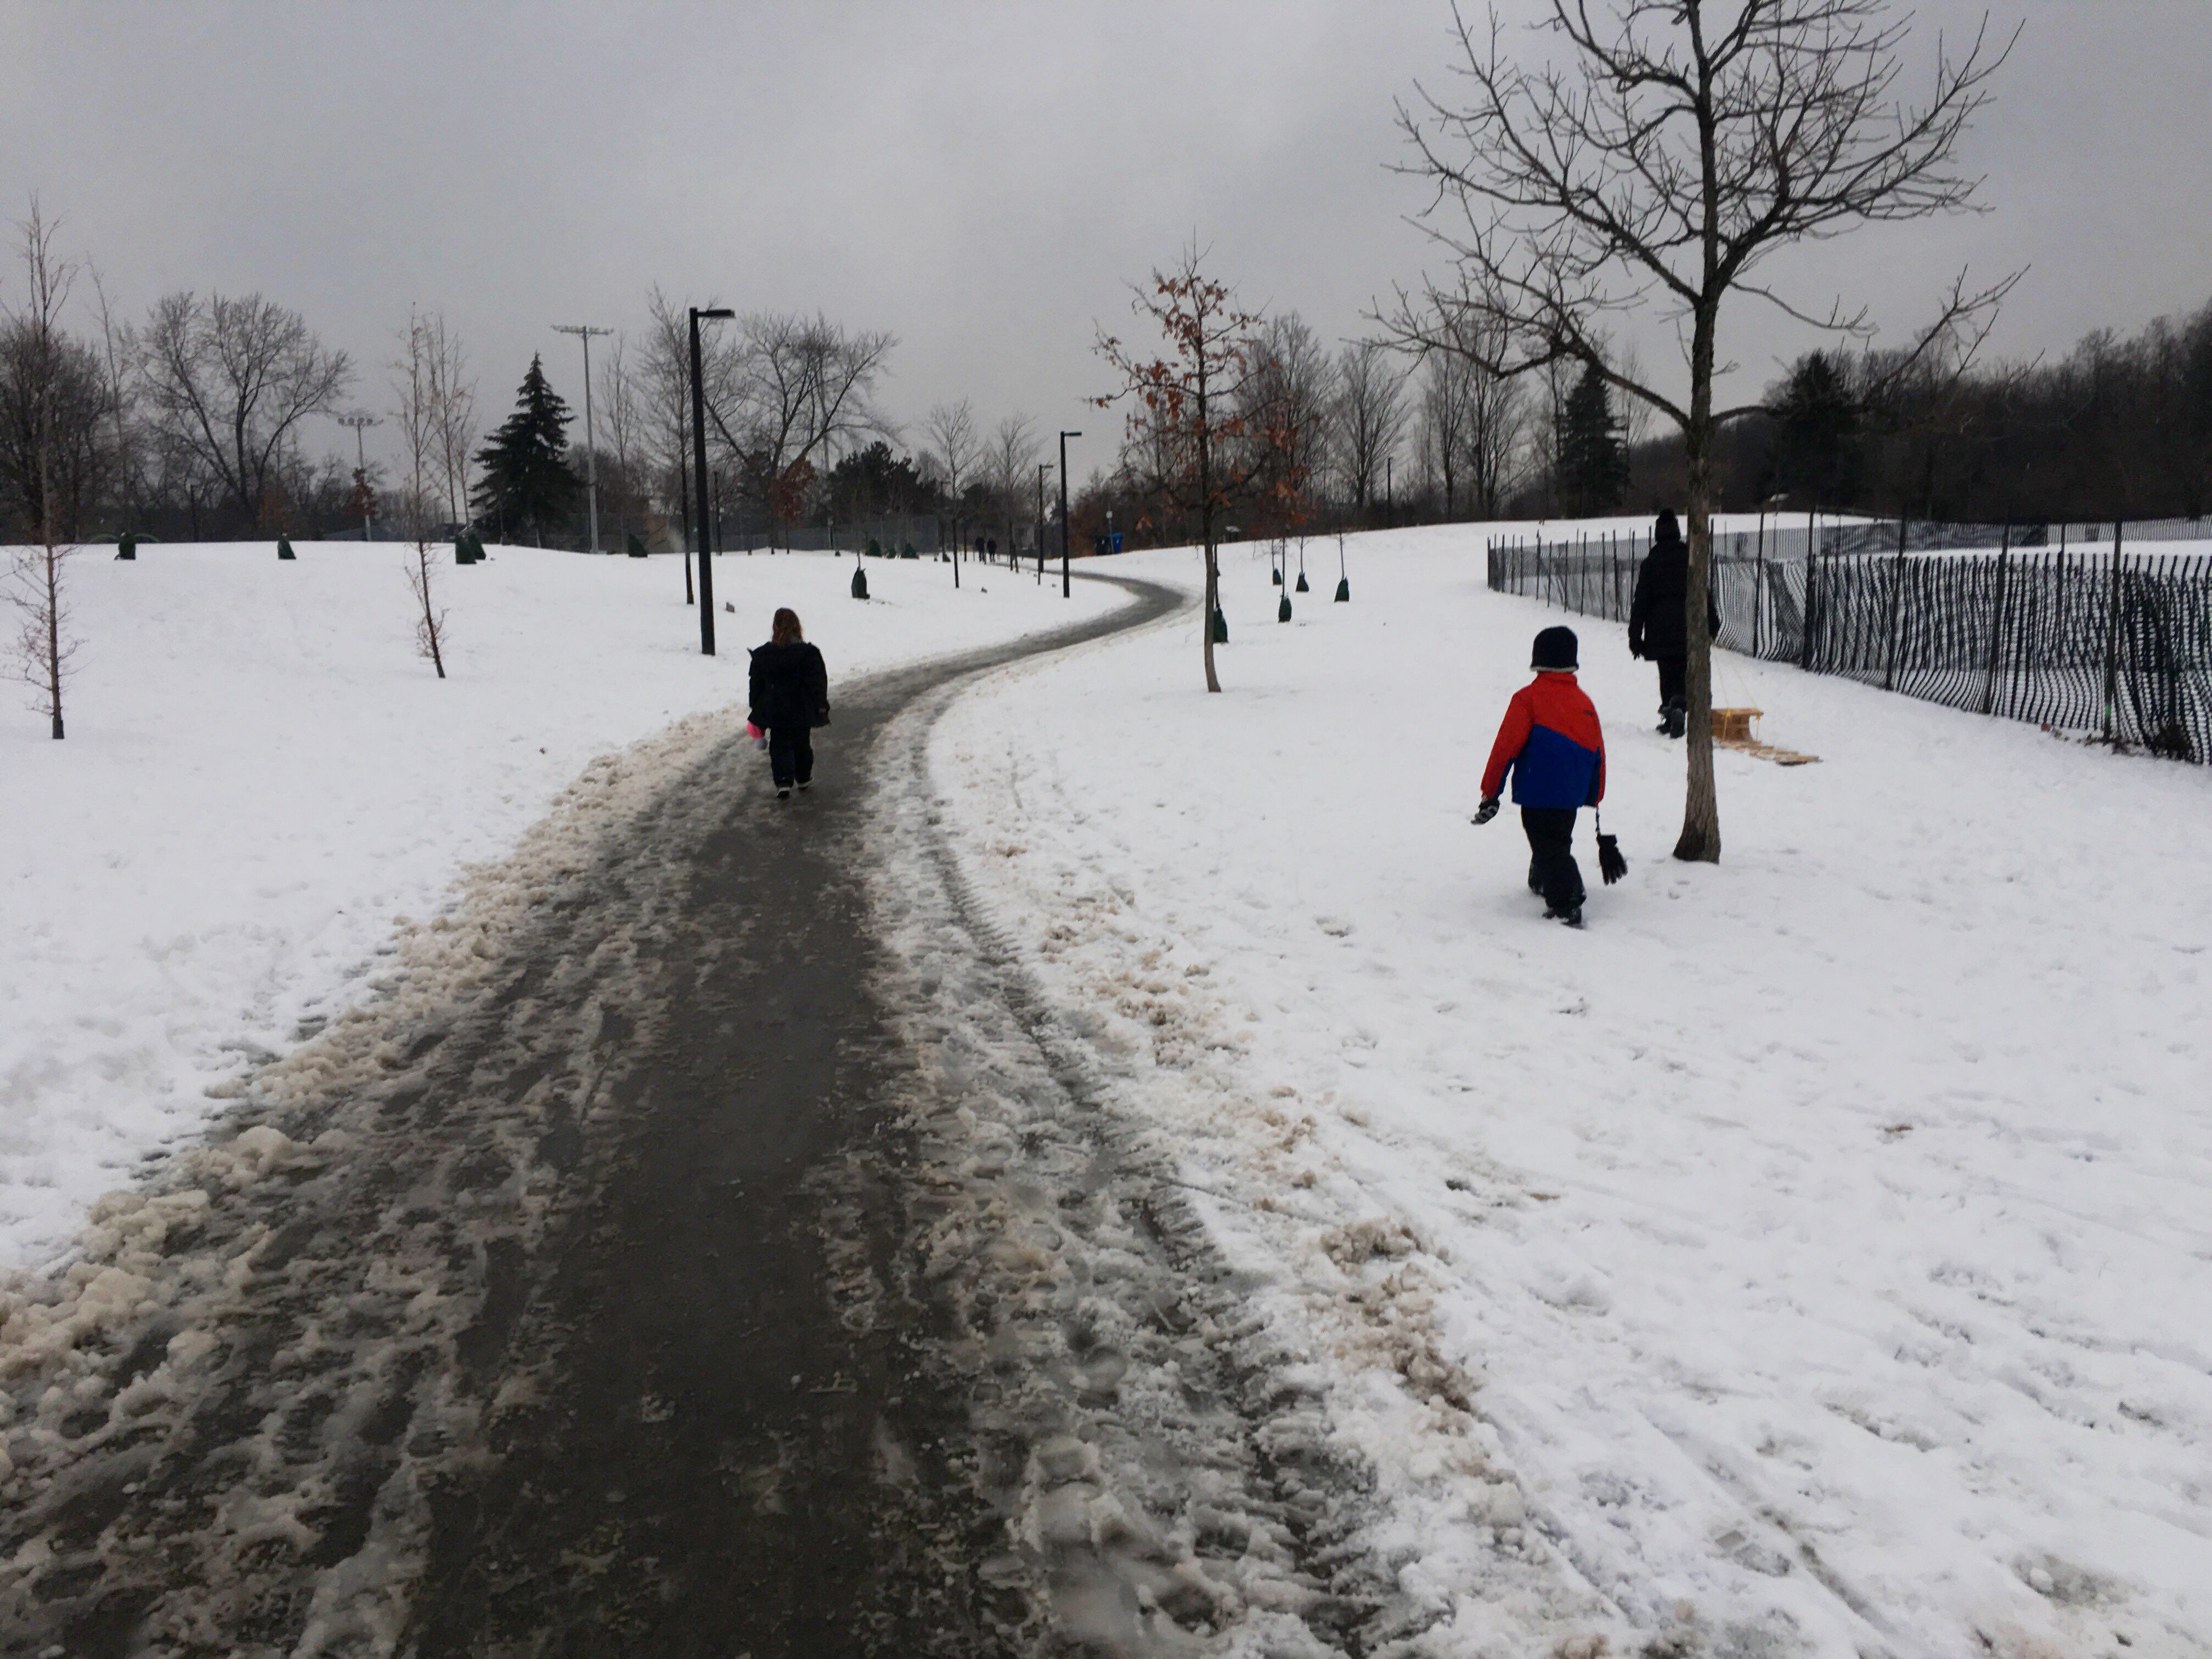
left=1472, top=798, right=1500, bottom=826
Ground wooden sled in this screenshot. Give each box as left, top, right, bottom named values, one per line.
left=1711, top=707, right=1819, bottom=766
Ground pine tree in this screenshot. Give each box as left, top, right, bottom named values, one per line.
left=1769, top=351, right=1860, bottom=507
left=471, top=354, right=578, bottom=544
left=1555, top=365, right=1627, bottom=516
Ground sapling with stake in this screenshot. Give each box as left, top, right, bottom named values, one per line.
left=394, top=310, right=449, bottom=678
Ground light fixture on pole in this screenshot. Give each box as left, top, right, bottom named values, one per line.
left=333, top=413, right=380, bottom=543
left=690, top=307, right=735, bottom=655
left=1058, top=430, right=1081, bottom=598
left=553, top=324, right=614, bottom=554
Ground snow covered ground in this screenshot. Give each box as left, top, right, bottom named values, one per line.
left=921, top=526, right=2212, bottom=1657
left=0, top=540, right=1115, bottom=1268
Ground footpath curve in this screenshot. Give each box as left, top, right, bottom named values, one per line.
left=2, top=576, right=1187, bottom=1658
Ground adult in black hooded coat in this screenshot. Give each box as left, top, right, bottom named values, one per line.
left=748, top=607, right=830, bottom=797
left=1628, top=510, right=1720, bottom=738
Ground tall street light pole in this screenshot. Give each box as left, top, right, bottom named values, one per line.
left=553, top=324, right=614, bottom=554
left=334, top=412, right=380, bottom=542
left=691, top=306, right=734, bottom=654
left=1058, top=430, right=1081, bottom=598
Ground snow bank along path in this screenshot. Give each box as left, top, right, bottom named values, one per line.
left=1, top=541, right=1115, bottom=1268
left=923, top=526, right=2212, bottom=1658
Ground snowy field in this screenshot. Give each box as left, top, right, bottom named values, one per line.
left=0, top=540, right=1116, bottom=1268
left=924, top=526, right=2212, bottom=1657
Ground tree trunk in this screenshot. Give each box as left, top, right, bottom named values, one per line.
left=44, top=546, right=64, bottom=739
left=1674, top=379, right=1722, bottom=861
left=1202, top=542, right=1221, bottom=693
left=38, top=444, right=64, bottom=740
left=1198, top=383, right=1221, bottom=695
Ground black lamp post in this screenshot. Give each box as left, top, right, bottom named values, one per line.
left=691, top=306, right=733, bottom=654
left=1058, top=431, right=1081, bottom=597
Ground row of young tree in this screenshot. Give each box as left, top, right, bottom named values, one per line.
left=1085, top=305, right=1646, bottom=549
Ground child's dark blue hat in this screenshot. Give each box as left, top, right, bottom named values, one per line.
left=1531, top=625, right=1579, bottom=671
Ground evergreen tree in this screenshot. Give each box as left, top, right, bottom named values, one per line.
left=1769, top=351, right=1860, bottom=507
left=1555, top=364, right=1627, bottom=516
left=826, top=441, right=931, bottom=522
left=471, top=354, right=578, bottom=544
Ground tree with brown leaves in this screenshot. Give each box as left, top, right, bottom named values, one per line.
left=1095, top=244, right=1265, bottom=693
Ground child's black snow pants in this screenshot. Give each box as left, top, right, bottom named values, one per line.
left=768, top=726, right=814, bottom=789
left=1521, top=807, right=1585, bottom=913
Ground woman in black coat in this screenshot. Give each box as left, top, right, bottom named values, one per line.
left=1627, top=509, right=1720, bottom=738
left=747, top=608, right=830, bottom=798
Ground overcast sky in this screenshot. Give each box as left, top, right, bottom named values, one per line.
left=5, top=1, right=2208, bottom=478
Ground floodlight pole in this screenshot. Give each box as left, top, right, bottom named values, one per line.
left=1059, top=430, right=1081, bottom=598
left=554, top=324, right=614, bottom=553
left=691, top=306, right=734, bottom=654
left=334, top=413, right=380, bottom=542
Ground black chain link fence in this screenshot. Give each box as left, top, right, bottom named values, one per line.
left=1487, top=521, right=2212, bottom=763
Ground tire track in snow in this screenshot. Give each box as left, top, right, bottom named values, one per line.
left=868, top=639, right=1394, bottom=1657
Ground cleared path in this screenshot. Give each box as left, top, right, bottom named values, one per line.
left=7, top=578, right=1337, bottom=1658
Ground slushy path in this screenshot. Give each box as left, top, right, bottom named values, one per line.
left=0, top=576, right=1226, bottom=1659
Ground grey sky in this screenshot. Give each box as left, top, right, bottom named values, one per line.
left=5, top=1, right=2208, bottom=479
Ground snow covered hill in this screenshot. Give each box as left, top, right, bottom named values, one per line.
left=0, top=541, right=1113, bottom=1268
left=920, top=526, right=2212, bottom=1657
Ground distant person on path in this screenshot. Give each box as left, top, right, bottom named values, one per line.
left=1474, top=626, right=1607, bottom=928
left=747, top=608, right=830, bottom=799
left=1627, top=509, right=1720, bottom=738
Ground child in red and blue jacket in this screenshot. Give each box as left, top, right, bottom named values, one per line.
left=1474, top=625, right=1606, bottom=926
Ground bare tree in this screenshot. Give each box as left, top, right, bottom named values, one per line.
left=1387, top=0, right=2013, bottom=861
left=5, top=201, right=92, bottom=738
left=0, top=308, right=114, bottom=541
left=86, top=263, right=140, bottom=524
left=1458, top=307, right=1531, bottom=517
left=1096, top=241, right=1266, bottom=693
left=985, top=414, right=1041, bottom=555
left=392, top=311, right=448, bottom=678
left=708, top=311, right=894, bottom=541
left=924, top=397, right=979, bottom=545
left=600, top=332, right=645, bottom=543
left=1417, top=349, right=1473, bottom=517
left=140, top=289, right=351, bottom=529
left=1335, top=341, right=1409, bottom=516
left=1242, top=313, right=1337, bottom=538
left=640, top=289, right=705, bottom=559
left=1398, top=285, right=1532, bottom=520
left=412, top=312, right=476, bottom=529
